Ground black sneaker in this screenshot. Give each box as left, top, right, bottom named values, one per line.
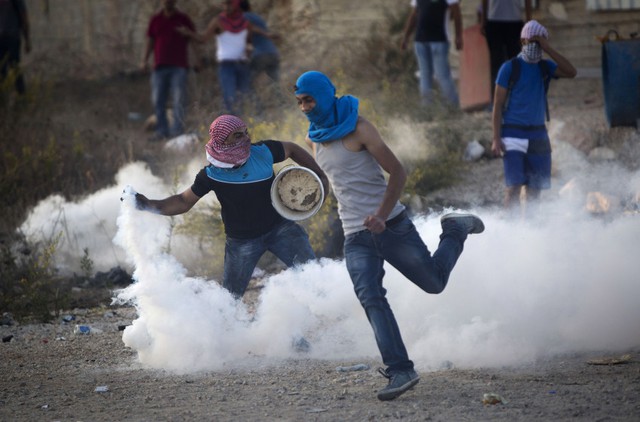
left=440, top=212, right=485, bottom=234
left=376, top=368, right=420, bottom=401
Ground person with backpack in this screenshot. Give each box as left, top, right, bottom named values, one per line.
left=491, top=20, right=576, bottom=217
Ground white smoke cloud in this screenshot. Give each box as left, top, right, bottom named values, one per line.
left=19, top=160, right=210, bottom=275
left=113, top=185, right=640, bottom=374
left=18, top=133, right=640, bottom=374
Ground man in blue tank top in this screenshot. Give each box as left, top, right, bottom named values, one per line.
left=294, top=71, right=484, bottom=401
left=130, top=114, right=328, bottom=298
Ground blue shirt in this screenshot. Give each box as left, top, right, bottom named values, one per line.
left=244, top=12, right=279, bottom=57
left=497, top=57, right=558, bottom=127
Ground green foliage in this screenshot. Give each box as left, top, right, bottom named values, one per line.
left=0, top=233, right=70, bottom=323
left=0, top=75, right=57, bottom=232
left=403, top=123, right=465, bottom=196
left=303, top=193, right=344, bottom=258
left=173, top=201, right=226, bottom=278
left=80, top=247, right=94, bottom=279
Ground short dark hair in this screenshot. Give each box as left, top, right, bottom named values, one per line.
left=239, top=0, right=250, bottom=12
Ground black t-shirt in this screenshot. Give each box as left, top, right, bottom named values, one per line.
left=415, top=0, right=450, bottom=43
left=191, top=140, right=286, bottom=239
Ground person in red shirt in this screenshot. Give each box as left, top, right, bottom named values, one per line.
left=141, top=0, right=200, bottom=142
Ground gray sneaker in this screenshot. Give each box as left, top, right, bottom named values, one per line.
left=291, top=336, right=311, bottom=353
left=440, top=212, right=485, bottom=234
left=376, top=368, right=420, bottom=401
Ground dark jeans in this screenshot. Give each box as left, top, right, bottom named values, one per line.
left=343, top=213, right=468, bottom=373
left=218, top=60, right=251, bottom=114
left=151, top=66, right=188, bottom=138
left=485, top=20, right=524, bottom=95
left=0, top=36, right=25, bottom=94
left=223, top=220, right=315, bottom=298
left=250, top=53, right=280, bottom=82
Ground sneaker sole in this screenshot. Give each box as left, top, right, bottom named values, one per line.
left=377, top=377, right=420, bottom=401
left=441, top=213, right=485, bottom=234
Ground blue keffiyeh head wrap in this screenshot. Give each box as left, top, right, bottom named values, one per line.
left=295, top=71, right=359, bottom=143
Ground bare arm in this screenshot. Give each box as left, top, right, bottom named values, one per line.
left=247, top=22, right=280, bottom=41
left=491, top=85, right=507, bottom=157
left=354, top=118, right=407, bottom=233
left=535, top=36, right=577, bottom=79
left=450, top=3, right=463, bottom=50
left=281, top=141, right=330, bottom=197
left=20, top=9, right=31, bottom=53
left=135, top=188, right=200, bottom=215
left=481, top=0, right=488, bottom=32
left=400, top=7, right=417, bottom=50
left=524, top=0, right=532, bottom=21
left=190, top=40, right=202, bottom=71
left=141, top=36, right=154, bottom=71
left=178, top=17, right=219, bottom=43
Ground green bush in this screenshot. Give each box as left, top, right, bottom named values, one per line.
left=0, top=233, right=70, bottom=323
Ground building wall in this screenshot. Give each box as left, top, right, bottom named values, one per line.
left=21, top=0, right=640, bottom=81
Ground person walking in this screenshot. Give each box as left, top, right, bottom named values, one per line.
left=0, top=0, right=31, bottom=94
left=481, top=0, right=532, bottom=98
left=400, top=0, right=463, bottom=107
left=240, top=0, right=283, bottom=112
left=293, top=70, right=484, bottom=401
left=178, top=0, right=277, bottom=114
left=130, top=114, right=328, bottom=298
left=142, top=0, right=200, bottom=142
left=239, top=0, right=280, bottom=84
left=490, top=20, right=576, bottom=217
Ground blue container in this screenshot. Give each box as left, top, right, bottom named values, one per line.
left=74, top=325, right=91, bottom=335
left=602, top=38, right=640, bottom=127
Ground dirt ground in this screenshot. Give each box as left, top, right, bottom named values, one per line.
left=2, top=71, right=640, bottom=421
left=1, top=307, right=639, bottom=421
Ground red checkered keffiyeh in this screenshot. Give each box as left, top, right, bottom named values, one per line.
left=205, top=115, right=251, bottom=167
left=218, top=0, right=247, bottom=33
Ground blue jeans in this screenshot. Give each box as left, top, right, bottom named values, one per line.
left=343, top=212, right=467, bottom=373
left=414, top=41, right=459, bottom=107
left=218, top=60, right=251, bottom=114
left=223, top=220, right=315, bottom=298
left=151, top=66, right=188, bottom=138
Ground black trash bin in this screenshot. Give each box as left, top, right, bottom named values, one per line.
left=601, top=35, right=640, bottom=128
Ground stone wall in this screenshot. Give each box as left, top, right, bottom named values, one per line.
left=20, top=0, right=640, bottom=81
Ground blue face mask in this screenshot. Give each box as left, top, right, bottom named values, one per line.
left=295, top=71, right=360, bottom=143
left=295, top=71, right=337, bottom=125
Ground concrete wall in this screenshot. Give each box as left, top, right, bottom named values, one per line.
left=21, top=0, right=640, bottom=81
left=527, top=0, right=640, bottom=69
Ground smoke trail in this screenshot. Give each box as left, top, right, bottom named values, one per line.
left=115, top=185, right=640, bottom=373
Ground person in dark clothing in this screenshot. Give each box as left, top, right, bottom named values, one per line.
left=0, top=0, right=31, bottom=94
left=131, top=114, right=328, bottom=298
left=481, top=0, right=532, bottom=97
left=400, top=0, right=463, bottom=107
